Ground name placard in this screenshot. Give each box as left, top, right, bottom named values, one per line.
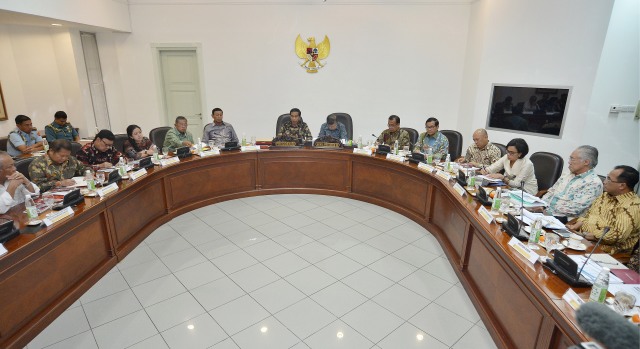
left=129, top=168, right=147, bottom=181
left=436, top=170, right=451, bottom=181
left=452, top=183, right=466, bottom=196
left=97, top=183, right=119, bottom=197
left=508, top=237, right=540, bottom=264
left=477, top=205, right=494, bottom=224
left=385, top=154, right=406, bottom=163
left=417, top=162, right=436, bottom=173
left=314, top=142, right=340, bottom=148
left=197, top=149, right=220, bottom=157
left=43, top=206, right=74, bottom=227
left=562, top=289, right=585, bottom=310
left=274, top=141, right=297, bottom=147
left=0, top=243, right=7, bottom=256
left=160, top=157, right=180, bottom=167
left=353, top=148, right=373, bottom=156
left=241, top=146, right=260, bottom=152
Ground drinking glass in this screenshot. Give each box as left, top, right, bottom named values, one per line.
left=545, top=233, right=559, bottom=257
left=42, top=139, right=49, bottom=152
left=163, top=147, right=170, bottom=156
left=96, top=172, right=106, bottom=187
left=250, top=136, right=256, bottom=146
left=433, top=153, right=442, bottom=164
left=402, top=145, right=410, bottom=154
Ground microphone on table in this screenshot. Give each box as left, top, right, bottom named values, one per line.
left=573, top=302, right=640, bottom=349
left=518, top=180, right=525, bottom=236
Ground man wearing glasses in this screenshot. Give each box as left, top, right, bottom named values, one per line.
left=377, top=115, right=410, bottom=147
left=567, top=165, right=639, bottom=256
left=413, top=117, right=449, bottom=157
left=76, top=129, right=122, bottom=168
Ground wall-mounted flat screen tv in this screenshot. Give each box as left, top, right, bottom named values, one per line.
left=486, top=84, right=572, bottom=138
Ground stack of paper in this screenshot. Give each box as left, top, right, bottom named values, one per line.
left=509, top=191, right=547, bottom=208
left=569, top=255, right=623, bottom=284
left=519, top=209, right=565, bottom=229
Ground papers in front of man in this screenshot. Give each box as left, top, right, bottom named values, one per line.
left=509, top=191, right=547, bottom=208
left=519, top=209, right=565, bottom=229
left=569, top=255, right=623, bottom=284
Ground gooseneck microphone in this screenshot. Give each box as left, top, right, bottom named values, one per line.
left=576, top=302, right=640, bottom=349
left=575, top=227, right=611, bottom=281
left=518, top=180, right=525, bottom=236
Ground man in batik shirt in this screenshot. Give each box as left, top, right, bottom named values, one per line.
left=277, top=108, right=312, bottom=140
left=377, top=115, right=410, bottom=147
left=28, top=140, right=86, bottom=192
left=76, top=129, right=122, bottom=169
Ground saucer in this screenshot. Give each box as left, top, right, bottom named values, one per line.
left=27, top=219, right=42, bottom=226
left=561, top=240, right=587, bottom=251
left=495, top=217, right=506, bottom=223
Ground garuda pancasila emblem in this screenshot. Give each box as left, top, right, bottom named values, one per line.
left=295, top=35, right=330, bottom=74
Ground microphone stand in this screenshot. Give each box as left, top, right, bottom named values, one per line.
left=575, top=227, right=611, bottom=283
left=518, top=180, right=525, bottom=236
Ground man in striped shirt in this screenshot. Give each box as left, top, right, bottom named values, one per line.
left=567, top=165, right=639, bottom=255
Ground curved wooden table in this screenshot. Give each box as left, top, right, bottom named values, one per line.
left=0, top=149, right=592, bottom=349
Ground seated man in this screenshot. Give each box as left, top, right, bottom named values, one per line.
left=0, top=151, right=39, bottom=213
left=456, top=128, right=501, bottom=167
left=76, top=130, right=122, bottom=168
left=318, top=114, right=347, bottom=140
left=7, top=114, right=44, bottom=157
left=203, top=108, right=239, bottom=146
left=28, top=140, right=86, bottom=192
left=414, top=117, right=448, bottom=156
left=566, top=165, right=639, bottom=256
left=540, top=146, right=603, bottom=223
left=164, top=116, right=194, bottom=150
left=377, top=115, right=410, bottom=147
left=277, top=108, right=312, bottom=140
left=44, top=111, right=80, bottom=142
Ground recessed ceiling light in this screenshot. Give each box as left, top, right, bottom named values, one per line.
left=51, top=23, right=62, bottom=27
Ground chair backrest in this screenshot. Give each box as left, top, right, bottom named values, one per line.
left=114, top=134, right=128, bottom=153
left=441, top=130, right=463, bottom=159
left=71, top=142, right=82, bottom=157
left=149, top=127, right=171, bottom=149
left=401, top=127, right=419, bottom=150
left=16, top=157, right=35, bottom=180
left=529, top=151, right=564, bottom=191
left=327, top=113, right=353, bottom=140
left=0, top=137, right=8, bottom=152
left=493, top=142, right=507, bottom=157
left=275, top=114, right=304, bottom=135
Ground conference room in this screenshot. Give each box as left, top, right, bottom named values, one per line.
left=0, top=0, right=638, bottom=349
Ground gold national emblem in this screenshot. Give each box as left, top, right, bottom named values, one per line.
left=295, top=35, right=330, bottom=74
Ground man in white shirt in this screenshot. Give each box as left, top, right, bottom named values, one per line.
left=0, top=151, right=39, bottom=214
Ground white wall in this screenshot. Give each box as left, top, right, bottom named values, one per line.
left=102, top=3, right=471, bottom=140
left=459, top=0, right=638, bottom=176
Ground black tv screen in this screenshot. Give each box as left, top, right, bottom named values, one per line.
left=486, top=84, right=572, bottom=138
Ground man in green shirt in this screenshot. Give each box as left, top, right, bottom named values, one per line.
left=163, top=116, right=195, bottom=150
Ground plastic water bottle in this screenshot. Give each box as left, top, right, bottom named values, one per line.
left=85, top=169, right=96, bottom=190
left=491, top=187, right=502, bottom=214
left=196, top=137, right=203, bottom=153
left=588, top=267, right=610, bottom=303
left=444, top=154, right=451, bottom=172
left=394, top=140, right=399, bottom=155
left=43, top=139, right=49, bottom=152
left=528, top=218, right=541, bottom=248
left=242, top=133, right=246, bottom=146
left=25, top=195, right=38, bottom=221
left=468, top=169, right=476, bottom=187
left=117, top=157, right=127, bottom=177
left=426, top=147, right=433, bottom=164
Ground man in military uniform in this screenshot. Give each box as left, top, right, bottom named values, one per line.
left=45, top=111, right=80, bottom=142
left=164, top=116, right=195, bottom=150
left=277, top=108, right=312, bottom=141
left=377, top=115, right=410, bottom=147
left=7, top=114, right=44, bottom=157
left=28, top=139, right=86, bottom=192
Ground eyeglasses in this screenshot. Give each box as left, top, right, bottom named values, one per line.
left=426, top=125, right=437, bottom=129
left=507, top=151, right=519, bottom=156
left=604, top=176, right=623, bottom=183
left=568, top=156, right=583, bottom=163
left=100, top=138, right=113, bottom=149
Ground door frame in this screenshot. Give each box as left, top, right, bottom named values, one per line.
left=151, top=43, right=207, bottom=127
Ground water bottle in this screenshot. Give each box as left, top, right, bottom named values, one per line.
left=491, top=187, right=502, bottom=214
left=25, top=195, right=38, bottom=221
left=85, top=169, right=96, bottom=190
left=43, top=139, right=49, bottom=152
left=426, top=147, right=433, bottom=164
left=394, top=140, right=399, bottom=155
left=528, top=218, right=541, bottom=247
left=117, top=157, right=127, bottom=177
left=242, top=133, right=246, bottom=146
left=468, top=169, right=476, bottom=187
left=443, top=154, right=451, bottom=172
left=196, top=137, right=203, bottom=153
left=588, top=267, right=610, bottom=303
left=357, top=135, right=363, bottom=149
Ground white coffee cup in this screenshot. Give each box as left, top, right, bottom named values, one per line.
left=568, top=233, right=582, bottom=248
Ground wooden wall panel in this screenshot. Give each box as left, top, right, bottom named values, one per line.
left=431, top=188, right=467, bottom=263
left=259, top=155, right=349, bottom=191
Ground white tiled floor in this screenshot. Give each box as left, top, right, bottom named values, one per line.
left=26, top=194, right=497, bottom=349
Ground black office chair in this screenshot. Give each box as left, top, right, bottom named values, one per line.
left=71, top=142, right=83, bottom=157
left=113, top=134, right=128, bottom=153
left=0, top=137, right=8, bottom=152
left=441, top=130, right=463, bottom=160
left=327, top=113, right=353, bottom=140
left=401, top=127, right=419, bottom=151
left=15, top=157, right=35, bottom=180
left=149, top=127, right=171, bottom=149
left=275, top=114, right=305, bottom=135
left=530, top=151, right=564, bottom=197
left=493, top=142, right=507, bottom=157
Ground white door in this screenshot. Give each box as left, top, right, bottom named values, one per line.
left=159, top=50, right=203, bottom=136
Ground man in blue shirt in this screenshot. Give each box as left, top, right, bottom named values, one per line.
left=7, top=115, right=44, bottom=157
left=44, top=111, right=79, bottom=142
left=318, top=114, right=347, bottom=140
left=414, top=117, right=449, bottom=157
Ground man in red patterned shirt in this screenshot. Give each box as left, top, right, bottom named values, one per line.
left=76, top=130, right=122, bottom=169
